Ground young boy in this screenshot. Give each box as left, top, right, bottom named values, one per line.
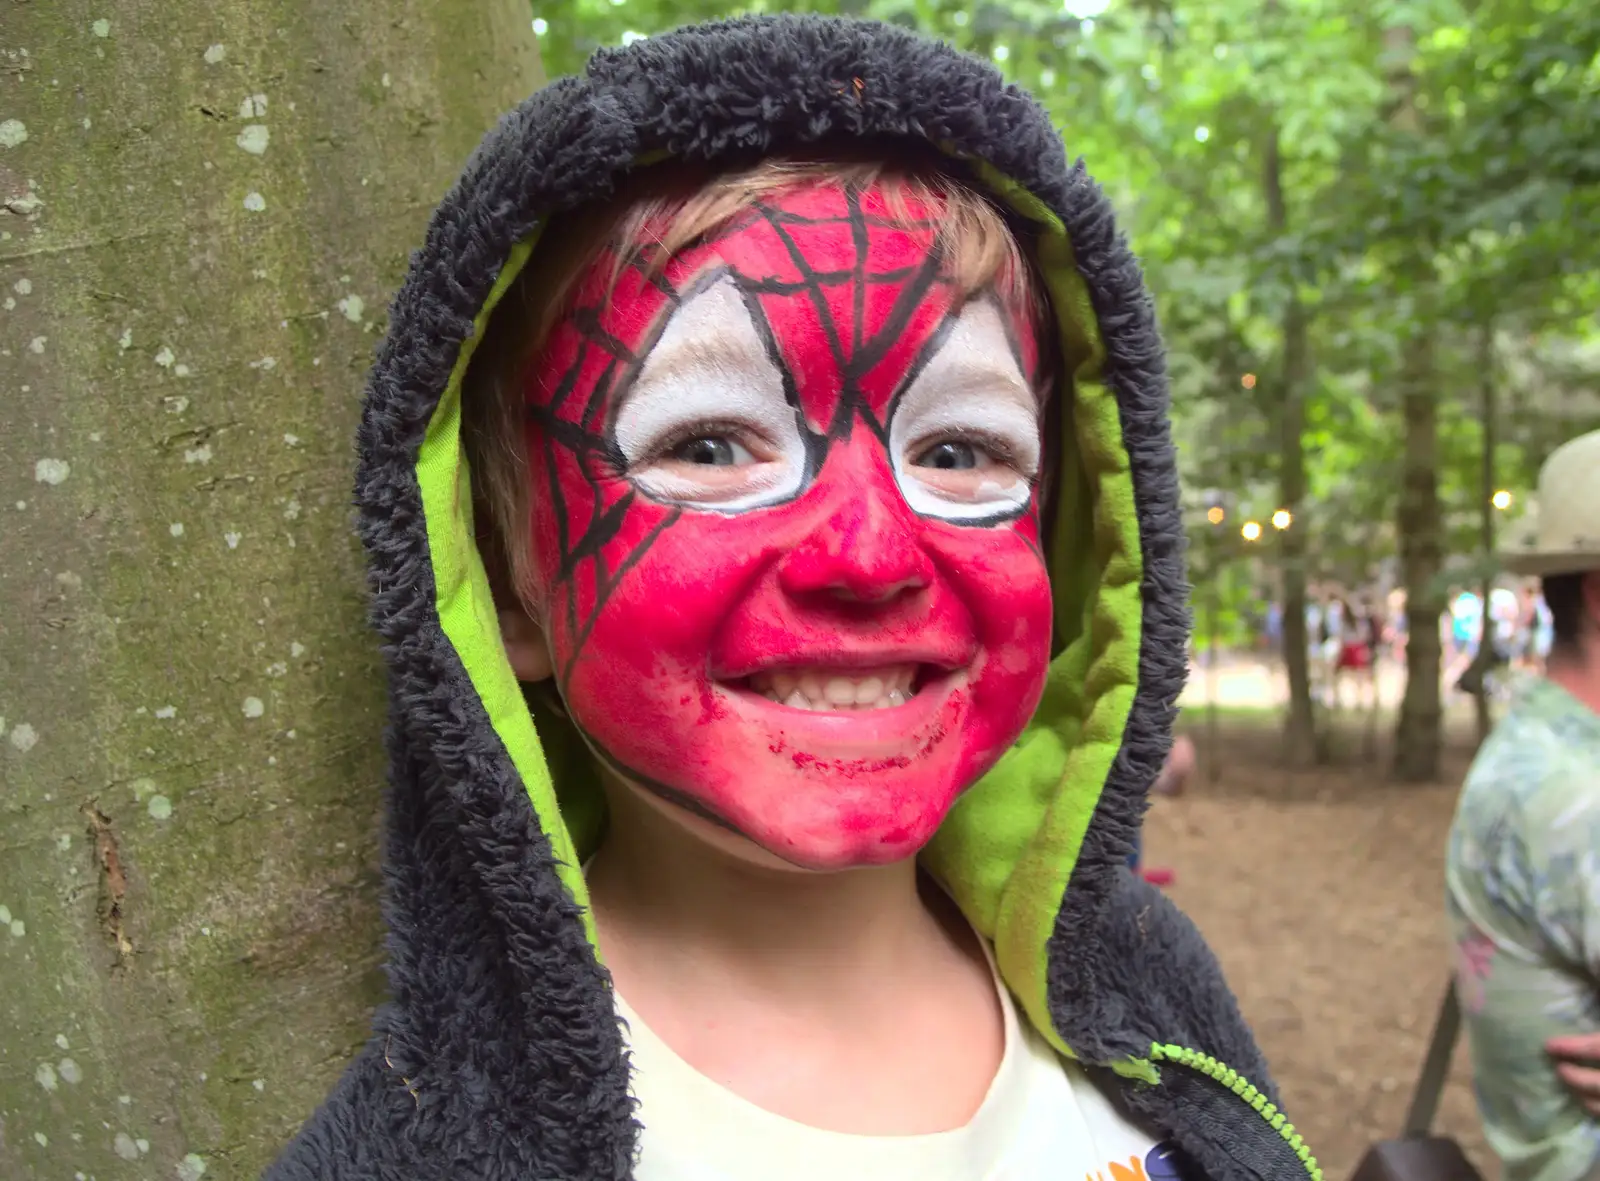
left=268, top=16, right=1316, bottom=1181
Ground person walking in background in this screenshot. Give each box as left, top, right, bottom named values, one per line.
left=1532, top=582, right=1556, bottom=675
left=1264, top=598, right=1283, bottom=657
left=1310, top=588, right=1345, bottom=707
left=1509, top=579, right=1553, bottom=676
left=1490, top=586, right=1522, bottom=695
left=1305, top=588, right=1327, bottom=704
left=1331, top=595, right=1376, bottom=710
left=1513, top=581, right=1539, bottom=672
left=1362, top=595, right=1388, bottom=705
left=1365, top=593, right=1390, bottom=667
left=1447, top=587, right=1484, bottom=692
left=1388, top=587, right=1410, bottom=664
left=1262, top=597, right=1287, bottom=699
left=1446, top=430, right=1600, bottom=1181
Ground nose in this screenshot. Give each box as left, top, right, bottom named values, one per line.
left=776, top=475, right=933, bottom=606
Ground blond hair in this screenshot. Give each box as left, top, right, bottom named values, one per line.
left=463, top=157, right=1053, bottom=611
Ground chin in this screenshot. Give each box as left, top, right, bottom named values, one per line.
left=617, top=761, right=958, bottom=873
left=748, top=831, right=931, bottom=873
left=684, top=772, right=963, bottom=873
left=718, top=823, right=939, bottom=875
left=749, top=803, right=951, bottom=871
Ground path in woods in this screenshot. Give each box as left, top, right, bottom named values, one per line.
left=1178, top=655, right=1435, bottom=712
left=1144, top=719, right=1493, bottom=1180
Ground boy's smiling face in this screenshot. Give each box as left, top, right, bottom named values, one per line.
left=516, top=179, right=1054, bottom=870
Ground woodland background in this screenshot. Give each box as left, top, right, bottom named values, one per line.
left=1, top=1, right=1596, bottom=1177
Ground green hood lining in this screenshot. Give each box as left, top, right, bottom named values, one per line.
left=415, top=159, right=1145, bottom=1072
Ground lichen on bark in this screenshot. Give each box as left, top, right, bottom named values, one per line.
left=0, top=3, right=540, bottom=1176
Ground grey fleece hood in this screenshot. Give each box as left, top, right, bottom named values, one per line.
left=265, top=15, right=1320, bottom=1181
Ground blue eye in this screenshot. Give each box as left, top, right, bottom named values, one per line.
left=915, top=440, right=979, bottom=471
left=670, top=436, right=753, bottom=466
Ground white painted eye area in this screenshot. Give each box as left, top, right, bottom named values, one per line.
left=612, top=277, right=807, bottom=512
left=889, top=299, right=1042, bottom=523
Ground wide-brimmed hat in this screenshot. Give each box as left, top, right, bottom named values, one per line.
left=1502, top=429, right=1600, bottom=577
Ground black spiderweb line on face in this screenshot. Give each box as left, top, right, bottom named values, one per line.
left=752, top=196, right=954, bottom=445
left=847, top=184, right=869, bottom=359
left=556, top=501, right=682, bottom=695
left=525, top=287, right=659, bottom=694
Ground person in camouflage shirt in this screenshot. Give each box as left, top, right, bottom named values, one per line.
left=1446, top=429, right=1600, bottom=1181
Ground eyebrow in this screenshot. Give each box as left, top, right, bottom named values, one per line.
left=619, top=350, right=780, bottom=438
left=634, top=334, right=772, bottom=391
left=909, top=330, right=1045, bottom=423
left=977, top=291, right=1053, bottom=406
left=628, top=291, right=1045, bottom=419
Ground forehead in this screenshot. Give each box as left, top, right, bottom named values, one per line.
left=526, top=179, right=1044, bottom=434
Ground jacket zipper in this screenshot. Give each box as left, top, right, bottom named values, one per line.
left=1150, top=1043, right=1323, bottom=1181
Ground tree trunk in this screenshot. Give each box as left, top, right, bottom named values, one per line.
left=1260, top=122, right=1318, bottom=767
left=1393, top=322, right=1445, bottom=781
left=1472, top=323, right=1498, bottom=745
left=1385, top=23, right=1445, bottom=784
left=0, top=4, right=539, bottom=1177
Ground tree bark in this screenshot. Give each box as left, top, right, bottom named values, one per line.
left=1260, top=122, right=1319, bottom=767
left=0, top=3, right=540, bottom=1177
left=1394, top=321, right=1445, bottom=781
left=1472, top=323, right=1498, bottom=745
left=1384, top=22, right=1445, bottom=784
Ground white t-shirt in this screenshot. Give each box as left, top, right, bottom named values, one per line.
left=614, top=952, right=1168, bottom=1181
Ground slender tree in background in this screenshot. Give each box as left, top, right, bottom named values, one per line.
left=1261, top=117, right=1318, bottom=766
left=0, top=4, right=538, bottom=1176
left=1383, top=18, right=1447, bottom=784
left=1472, top=322, right=1500, bottom=746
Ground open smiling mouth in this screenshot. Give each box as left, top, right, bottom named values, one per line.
left=742, top=665, right=944, bottom=712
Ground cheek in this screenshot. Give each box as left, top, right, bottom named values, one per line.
left=550, top=518, right=784, bottom=782
left=924, top=527, right=1053, bottom=709
left=543, top=506, right=775, bottom=679
left=523, top=428, right=691, bottom=668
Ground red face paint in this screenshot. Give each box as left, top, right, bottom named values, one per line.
left=521, top=180, right=1053, bottom=869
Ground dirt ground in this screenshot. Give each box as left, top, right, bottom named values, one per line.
left=1148, top=691, right=1495, bottom=1180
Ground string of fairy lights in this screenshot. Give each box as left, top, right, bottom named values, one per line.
left=1207, top=372, right=1517, bottom=542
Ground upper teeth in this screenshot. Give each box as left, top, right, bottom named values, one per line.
left=748, top=666, right=917, bottom=711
